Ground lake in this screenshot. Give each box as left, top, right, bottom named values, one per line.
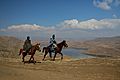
left=62, top=48, right=94, bottom=59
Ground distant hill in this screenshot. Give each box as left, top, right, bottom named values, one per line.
left=0, top=36, right=23, bottom=58
left=68, top=36, right=120, bottom=57
left=1, top=36, right=120, bottom=58
left=83, top=36, right=120, bottom=57
left=0, top=36, right=49, bottom=58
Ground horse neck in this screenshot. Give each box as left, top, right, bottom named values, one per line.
left=31, top=46, right=36, bottom=52
left=57, top=42, right=64, bottom=50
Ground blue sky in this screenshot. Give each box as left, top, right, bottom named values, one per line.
left=0, top=0, right=120, bottom=39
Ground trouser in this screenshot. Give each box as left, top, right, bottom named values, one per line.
left=51, top=44, right=57, bottom=53
left=23, top=46, right=32, bottom=53
left=26, top=48, right=31, bottom=53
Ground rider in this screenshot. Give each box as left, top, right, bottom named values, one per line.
left=23, top=36, right=32, bottom=53
left=49, top=34, right=57, bottom=52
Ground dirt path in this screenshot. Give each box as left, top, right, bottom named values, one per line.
left=0, top=55, right=120, bottom=80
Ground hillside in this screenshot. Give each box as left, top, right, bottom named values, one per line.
left=0, top=36, right=23, bottom=58
left=1, top=35, right=120, bottom=58
left=0, top=36, right=120, bottom=80
left=68, top=36, right=120, bottom=57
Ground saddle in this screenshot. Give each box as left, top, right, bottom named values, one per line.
left=28, top=49, right=32, bottom=55
left=23, top=49, right=31, bottom=55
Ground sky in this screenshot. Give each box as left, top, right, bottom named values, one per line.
left=0, top=0, right=120, bottom=40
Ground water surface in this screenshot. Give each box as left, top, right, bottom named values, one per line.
left=62, top=48, right=94, bottom=59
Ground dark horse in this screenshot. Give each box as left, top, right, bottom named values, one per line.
left=19, top=43, right=41, bottom=63
left=42, top=40, right=68, bottom=61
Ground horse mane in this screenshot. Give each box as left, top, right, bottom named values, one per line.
left=33, top=43, right=40, bottom=46
left=57, top=40, right=65, bottom=46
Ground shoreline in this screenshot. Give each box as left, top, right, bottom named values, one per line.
left=67, top=47, right=117, bottom=58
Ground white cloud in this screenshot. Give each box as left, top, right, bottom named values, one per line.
left=2, top=24, right=54, bottom=32
left=114, top=0, right=120, bottom=6
left=105, top=0, right=113, bottom=4
left=1, top=19, right=120, bottom=31
left=0, top=29, right=6, bottom=31
left=1, top=18, right=120, bottom=39
left=93, top=0, right=120, bottom=10
left=93, top=0, right=113, bottom=10
left=112, top=14, right=117, bottom=18
left=59, top=19, right=120, bottom=30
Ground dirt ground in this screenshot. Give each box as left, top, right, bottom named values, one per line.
left=0, top=54, right=120, bottom=80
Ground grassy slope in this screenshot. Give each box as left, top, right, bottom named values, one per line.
left=0, top=36, right=23, bottom=58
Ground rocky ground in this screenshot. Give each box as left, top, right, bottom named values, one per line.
left=0, top=54, right=120, bottom=80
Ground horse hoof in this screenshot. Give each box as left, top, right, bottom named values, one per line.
left=28, top=60, right=31, bottom=63
left=33, top=61, right=36, bottom=64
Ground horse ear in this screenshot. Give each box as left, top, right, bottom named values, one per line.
left=37, top=43, right=40, bottom=45
left=63, top=40, right=66, bottom=42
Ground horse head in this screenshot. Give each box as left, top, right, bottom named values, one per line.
left=62, top=40, right=68, bottom=48
left=35, top=43, right=41, bottom=52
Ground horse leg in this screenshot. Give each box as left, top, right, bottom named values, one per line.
left=29, top=55, right=35, bottom=64
left=49, top=51, right=52, bottom=60
left=22, top=55, right=24, bottom=62
left=22, top=53, right=26, bottom=62
left=29, top=55, right=32, bottom=63
left=31, top=54, right=35, bottom=64
left=19, top=49, right=22, bottom=55
left=59, top=52, right=63, bottom=60
left=53, top=52, right=57, bottom=61
left=42, top=51, right=48, bottom=61
left=32, top=56, right=36, bottom=64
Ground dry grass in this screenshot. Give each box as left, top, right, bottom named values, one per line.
left=0, top=55, right=120, bottom=80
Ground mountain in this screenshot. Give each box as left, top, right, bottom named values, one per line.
left=0, top=36, right=23, bottom=58
left=1, top=35, right=120, bottom=58
left=68, top=36, right=120, bottom=57
left=84, top=36, right=120, bottom=56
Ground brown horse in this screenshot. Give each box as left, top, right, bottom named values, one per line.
left=42, top=40, right=68, bottom=61
left=19, top=43, right=41, bottom=63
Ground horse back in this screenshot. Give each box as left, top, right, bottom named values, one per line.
left=42, top=47, right=49, bottom=53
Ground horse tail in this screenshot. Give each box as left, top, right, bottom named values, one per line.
left=19, top=49, right=23, bottom=55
